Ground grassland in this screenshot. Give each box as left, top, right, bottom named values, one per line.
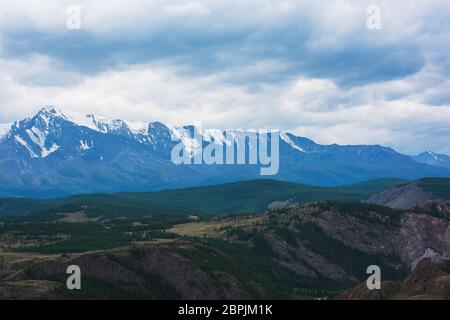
left=167, top=216, right=264, bottom=238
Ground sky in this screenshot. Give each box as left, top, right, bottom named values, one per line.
left=0, top=0, right=449, bottom=154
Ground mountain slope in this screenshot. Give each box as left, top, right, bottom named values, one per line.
left=1, top=199, right=450, bottom=299
left=412, top=151, right=450, bottom=169
left=0, top=178, right=407, bottom=217
left=366, top=178, right=450, bottom=209
left=1, top=107, right=449, bottom=198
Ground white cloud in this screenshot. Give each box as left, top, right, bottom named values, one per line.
left=164, top=1, right=210, bottom=17
left=0, top=0, right=449, bottom=155
left=0, top=57, right=449, bottom=154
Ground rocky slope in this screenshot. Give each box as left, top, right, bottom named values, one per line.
left=366, top=181, right=433, bottom=209
left=336, top=258, right=450, bottom=300
left=366, top=178, right=450, bottom=209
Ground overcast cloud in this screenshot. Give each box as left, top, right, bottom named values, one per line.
left=0, top=0, right=449, bottom=154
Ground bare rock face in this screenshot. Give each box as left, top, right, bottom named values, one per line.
left=366, top=182, right=434, bottom=209
left=289, top=203, right=450, bottom=270
left=411, top=248, right=449, bottom=271
left=308, top=209, right=399, bottom=256
left=397, top=212, right=450, bottom=269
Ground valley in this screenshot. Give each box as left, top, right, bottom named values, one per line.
left=0, top=178, right=449, bottom=300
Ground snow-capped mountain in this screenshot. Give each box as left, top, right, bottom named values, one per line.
left=411, top=151, right=450, bottom=169
left=0, top=107, right=449, bottom=198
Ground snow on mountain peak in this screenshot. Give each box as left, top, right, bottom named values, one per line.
left=34, top=107, right=149, bottom=136
left=41, top=143, right=60, bottom=158
left=0, top=123, right=12, bottom=140
left=14, top=135, right=38, bottom=158
left=411, top=151, right=450, bottom=168
left=34, top=107, right=70, bottom=125
left=25, top=109, right=306, bottom=155
left=125, top=121, right=148, bottom=134
left=280, top=131, right=305, bottom=152
left=170, top=125, right=201, bottom=153
left=426, top=150, right=439, bottom=160
left=38, top=106, right=67, bottom=116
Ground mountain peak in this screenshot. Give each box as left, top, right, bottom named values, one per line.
left=415, top=150, right=449, bottom=159
left=411, top=151, right=450, bottom=169
left=31, top=107, right=149, bottom=136
left=34, top=106, right=70, bottom=121
left=38, top=106, right=65, bottom=115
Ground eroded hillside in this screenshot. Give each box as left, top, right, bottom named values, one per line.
left=1, top=200, right=449, bottom=299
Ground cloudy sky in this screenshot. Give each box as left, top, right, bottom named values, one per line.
left=0, top=0, right=449, bottom=154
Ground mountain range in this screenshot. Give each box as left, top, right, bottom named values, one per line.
left=0, top=107, right=449, bottom=198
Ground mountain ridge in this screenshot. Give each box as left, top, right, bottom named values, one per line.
left=366, top=178, right=450, bottom=209
left=0, top=178, right=408, bottom=217
left=0, top=106, right=449, bottom=198
left=3, top=107, right=449, bottom=160
left=411, top=151, right=450, bottom=169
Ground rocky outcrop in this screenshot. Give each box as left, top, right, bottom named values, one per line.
left=284, top=202, right=450, bottom=270
left=398, top=213, right=450, bottom=269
